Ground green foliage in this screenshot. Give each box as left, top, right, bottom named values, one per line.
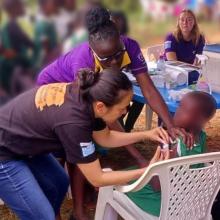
left=101, top=0, right=141, bottom=15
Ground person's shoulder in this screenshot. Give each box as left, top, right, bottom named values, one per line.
left=68, top=41, right=92, bottom=60
left=164, top=33, right=177, bottom=50
left=165, top=33, right=176, bottom=41
left=121, top=35, right=142, bottom=57
left=70, top=41, right=90, bottom=53
left=121, top=35, right=140, bottom=47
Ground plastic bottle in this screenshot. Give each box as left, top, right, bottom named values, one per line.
left=157, top=55, right=166, bottom=72
left=195, top=54, right=212, bottom=94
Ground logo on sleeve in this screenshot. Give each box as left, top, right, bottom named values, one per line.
left=164, top=41, right=171, bottom=50
left=80, top=142, right=95, bottom=157
left=35, top=83, right=68, bottom=111
left=138, top=53, right=145, bottom=63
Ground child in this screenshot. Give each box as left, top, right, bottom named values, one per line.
left=34, top=0, right=59, bottom=68
left=1, top=0, right=35, bottom=94
left=126, top=91, right=217, bottom=217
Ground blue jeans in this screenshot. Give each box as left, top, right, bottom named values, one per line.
left=0, top=154, right=69, bottom=220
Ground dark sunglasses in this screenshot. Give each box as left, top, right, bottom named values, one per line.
left=92, top=45, right=126, bottom=63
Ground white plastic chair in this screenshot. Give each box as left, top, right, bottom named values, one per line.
left=145, top=44, right=164, bottom=62
left=143, top=44, right=164, bottom=130
left=95, top=152, right=220, bottom=220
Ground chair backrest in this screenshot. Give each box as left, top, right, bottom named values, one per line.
left=116, top=152, right=220, bottom=220
left=145, top=44, right=164, bottom=62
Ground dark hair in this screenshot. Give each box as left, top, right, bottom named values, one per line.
left=110, top=10, right=128, bottom=35
left=78, top=68, right=132, bottom=106
left=186, top=91, right=217, bottom=119
left=85, top=7, right=119, bottom=42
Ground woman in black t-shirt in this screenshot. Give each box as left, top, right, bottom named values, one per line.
left=0, top=68, right=170, bottom=220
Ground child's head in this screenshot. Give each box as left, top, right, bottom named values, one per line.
left=3, top=0, right=25, bottom=18
left=174, top=91, right=217, bottom=132
left=38, top=0, right=59, bottom=16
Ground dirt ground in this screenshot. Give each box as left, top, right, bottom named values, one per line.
left=1, top=108, right=220, bottom=220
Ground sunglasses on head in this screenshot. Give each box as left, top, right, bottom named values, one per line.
left=92, top=45, right=126, bottom=63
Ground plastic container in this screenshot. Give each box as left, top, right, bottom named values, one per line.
left=195, top=54, right=212, bottom=94
left=157, top=55, right=166, bottom=72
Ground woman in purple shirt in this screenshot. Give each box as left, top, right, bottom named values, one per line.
left=164, top=9, right=205, bottom=64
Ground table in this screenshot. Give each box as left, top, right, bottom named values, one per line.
left=132, top=84, right=220, bottom=129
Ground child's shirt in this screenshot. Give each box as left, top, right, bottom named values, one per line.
left=126, top=131, right=206, bottom=217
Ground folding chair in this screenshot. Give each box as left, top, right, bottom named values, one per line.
left=95, top=152, right=220, bottom=220
left=146, top=44, right=164, bottom=62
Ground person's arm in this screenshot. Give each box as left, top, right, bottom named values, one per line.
left=77, top=146, right=169, bottom=187
left=165, top=51, right=177, bottom=61
left=136, top=72, right=172, bottom=128
left=193, top=35, right=206, bottom=66
left=164, top=33, right=177, bottom=61
left=136, top=72, right=193, bottom=147
left=93, top=126, right=169, bottom=148
left=108, top=120, right=148, bottom=167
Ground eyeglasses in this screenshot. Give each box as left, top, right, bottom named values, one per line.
left=92, top=45, right=126, bottom=63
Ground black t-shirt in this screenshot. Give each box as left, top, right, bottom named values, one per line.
left=0, top=83, right=106, bottom=164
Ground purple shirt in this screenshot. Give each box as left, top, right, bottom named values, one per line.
left=164, top=33, right=205, bottom=64
left=37, top=36, right=148, bottom=85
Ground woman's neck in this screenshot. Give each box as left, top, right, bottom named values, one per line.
left=182, top=32, right=192, bottom=41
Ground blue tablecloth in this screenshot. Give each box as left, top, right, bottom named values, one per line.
left=133, top=85, right=220, bottom=113
left=204, top=44, right=220, bottom=53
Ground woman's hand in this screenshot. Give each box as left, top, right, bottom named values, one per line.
left=145, top=127, right=170, bottom=144
left=149, top=146, right=170, bottom=165
left=168, top=126, right=194, bottom=149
